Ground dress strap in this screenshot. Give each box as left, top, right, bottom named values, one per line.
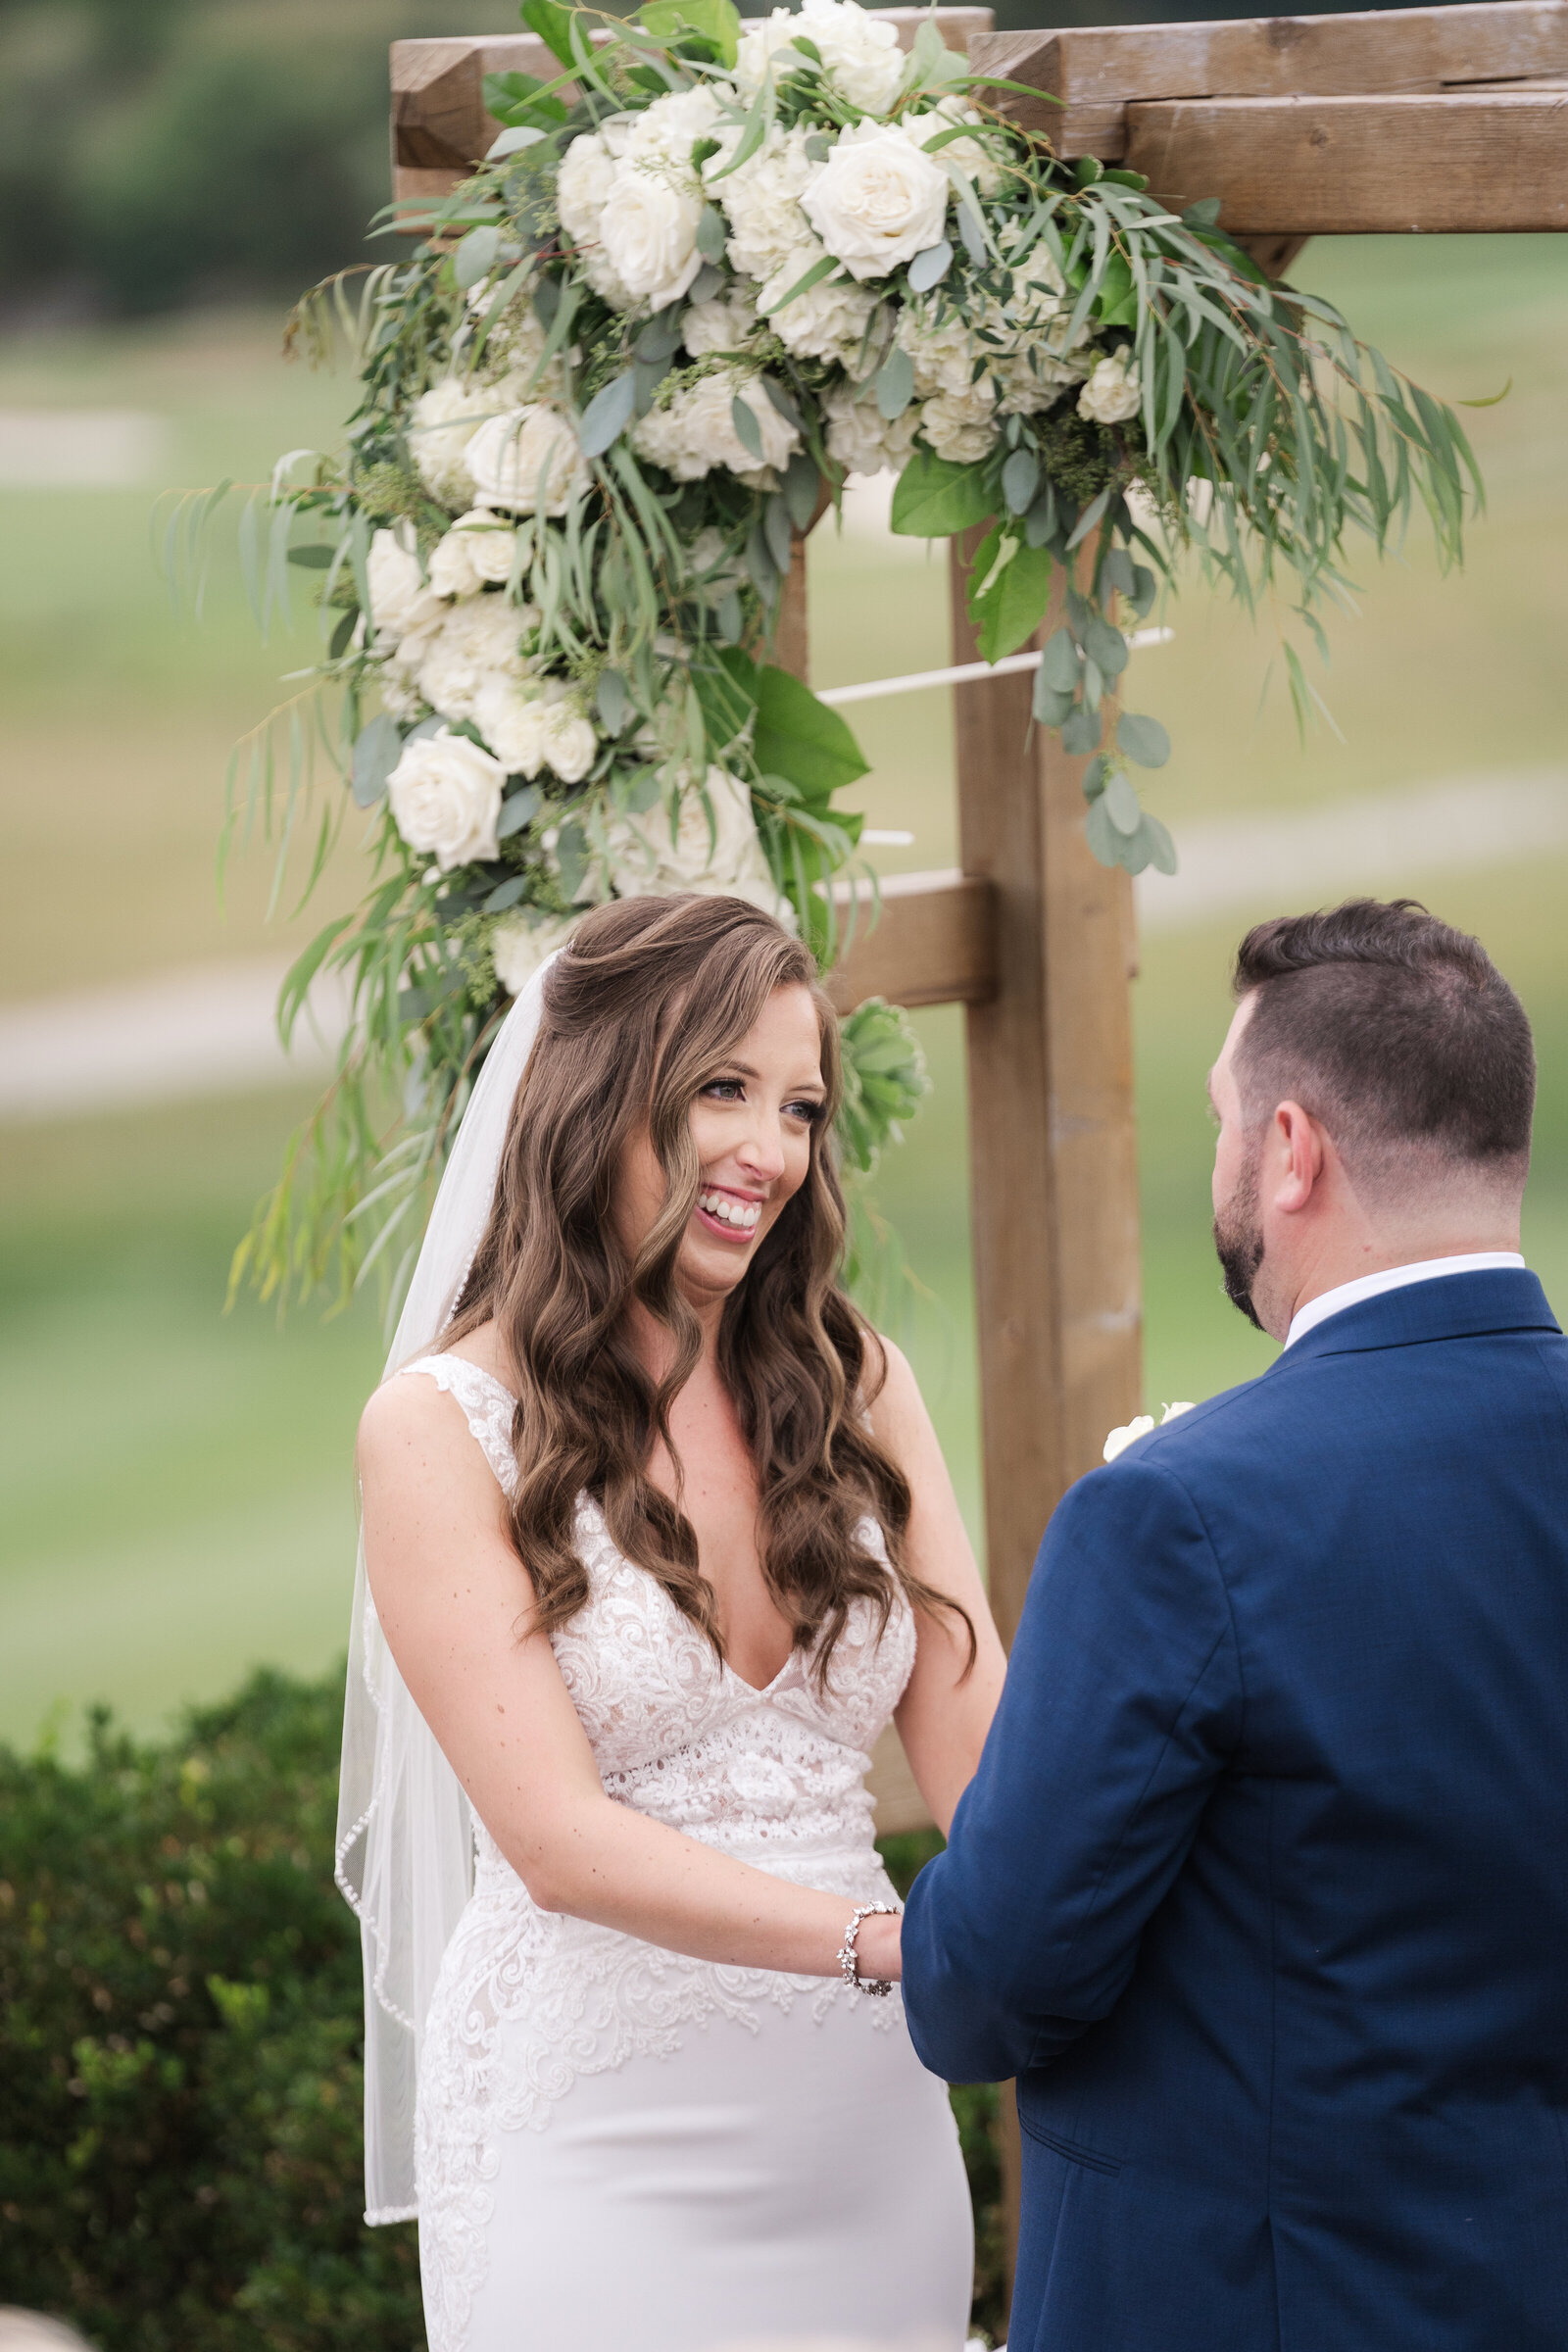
left=399, top=1355, right=519, bottom=1496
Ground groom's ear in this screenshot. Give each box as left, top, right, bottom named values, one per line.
left=1270, top=1100, right=1327, bottom=1215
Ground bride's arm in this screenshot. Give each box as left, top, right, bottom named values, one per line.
left=358, top=1376, right=865, bottom=1980
left=870, top=1337, right=1008, bottom=1838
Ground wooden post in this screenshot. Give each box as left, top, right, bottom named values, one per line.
left=949, top=536, right=1143, bottom=2301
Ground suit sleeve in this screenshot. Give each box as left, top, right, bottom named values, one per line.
left=901, top=1453, right=1243, bottom=2085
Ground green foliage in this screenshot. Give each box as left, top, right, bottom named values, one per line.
left=2, top=1679, right=1006, bottom=2348
left=0, top=1671, right=423, bottom=2352
left=836, top=998, right=930, bottom=1179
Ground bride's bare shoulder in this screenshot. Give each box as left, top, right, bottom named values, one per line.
left=357, top=1322, right=512, bottom=1470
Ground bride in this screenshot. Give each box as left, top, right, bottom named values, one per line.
left=348, top=891, right=1006, bottom=2352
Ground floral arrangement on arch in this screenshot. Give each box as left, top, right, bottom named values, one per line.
left=215, top=0, right=1480, bottom=1309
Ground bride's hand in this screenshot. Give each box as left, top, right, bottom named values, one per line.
left=854, top=1909, right=903, bottom=1984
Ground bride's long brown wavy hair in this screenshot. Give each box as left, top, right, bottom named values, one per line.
left=448, top=892, right=973, bottom=1683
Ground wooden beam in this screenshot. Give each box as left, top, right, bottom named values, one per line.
left=823, top=872, right=999, bottom=1015
left=391, top=10, right=993, bottom=217
left=948, top=543, right=1142, bottom=1648
left=1127, top=89, right=1568, bottom=233
left=973, top=1, right=1568, bottom=158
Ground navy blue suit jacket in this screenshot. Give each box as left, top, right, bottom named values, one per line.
left=902, top=1271, right=1568, bottom=2351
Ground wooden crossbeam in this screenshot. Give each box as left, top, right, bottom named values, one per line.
left=1128, top=88, right=1568, bottom=233
left=821, top=871, right=999, bottom=1015
left=975, top=1, right=1568, bottom=158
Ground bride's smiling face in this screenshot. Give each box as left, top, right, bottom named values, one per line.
left=615, top=983, right=828, bottom=1309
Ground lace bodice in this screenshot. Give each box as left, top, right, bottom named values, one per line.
left=401, top=1350, right=915, bottom=1873
left=401, top=1353, right=918, bottom=2338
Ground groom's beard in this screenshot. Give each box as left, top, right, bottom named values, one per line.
left=1213, top=1151, right=1266, bottom=1333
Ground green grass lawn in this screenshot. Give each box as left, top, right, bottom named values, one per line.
left=3, top=234, right=1566, bottom=1748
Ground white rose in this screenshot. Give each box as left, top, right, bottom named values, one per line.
left=710, top=125, right=817, bottom=284
left=919, top=381, right=999, bottom=464
left=492, top=909, right=577, bottom=997
left=538, top=695, right=598, bottom=785
left=386, top=727, right=506, bottom=870
left=736, top=0, right=903, bottom=116
left=801, top=121, right=952, bottom=283
left=416, top=595, right=532, bottom=721
left=605, top=766, right=789, bottom=919
left=409, top=377, right=505, bottom=509
left=473, top=675, right=548, bottom=775
left=1078, top=348, right=1143, bottom=425
left=681, top=286, right=759, bottom=357
left=1102, top=1414, right=1154, bottom=1463
left=598, top=169, right=705, bottom=312
left=367, top=526, right=443, bottom=643
left=822, top=384, right=919, bottom=477
left=760, top=245, right=875, bottom=367
left=466, top=405, right=589, bottom=515
left=631, top=371, right=800, bottom=484
left=556, top=133, right=635, bottom=308
left=427, top=511, right=521, bottom=599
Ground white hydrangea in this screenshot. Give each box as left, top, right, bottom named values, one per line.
left=895, top=304, right=981, bottom=400
left=466, top=405, right=589, bottom=515
left=409, top=377, right=507, bottom=509
left=822, top=384, right=919, bottom=477
left=386, top=727, right=506, bottom=871
left=367, top=525, right=443, bottom=644
left=427, top=511, right=521, bottom=599
left=905, top=99, right=1007, bottom=200
left=736, top=0, right=904, bottom=118
left=631, top=371, right=800, bottom=484
left=492, top=909, right=578, bottom=997
left=683, top=526, right=748, bottom=605
left=919, top=380, right=1000, bottom=465
left=1079, top=347, right=1143, bottom=425
left=760, top=247, right=875, bottom=367
left=710, top=124, right=817, bottom=285
left=416, top=594, right=533, bottom=722
left=801, top=121, right=951, bottom=282
left=473, top=675, right=596, bottom=782
left=628, top=83, right=725, bottom=167
left=604, top=765, right=790, bottom=920
left=681, top=285, right=760, bottom=357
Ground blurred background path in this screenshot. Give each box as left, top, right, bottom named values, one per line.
left=2, top=1, right=1564, bottom=1751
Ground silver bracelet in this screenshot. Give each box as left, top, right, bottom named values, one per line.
left=837, top=1900, right=901, bottom=1998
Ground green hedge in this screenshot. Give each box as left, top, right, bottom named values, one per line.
left=1, top=1671, right=1004, bottom=2347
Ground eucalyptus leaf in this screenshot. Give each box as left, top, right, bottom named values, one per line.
left=1002, top=448, right=1040, bottom=516
left=696, top=205, right=729, bottom=264
left=687, top=261, right=724, bottom=303
left=486, top=125, right=546, bottom=160
left=1103, top=769, right=1143, bottom=834
left=1080, top=753, right=1110, bottom=802
left=1040, top=627, right=1079, bottom=695
left=595, top=670, right=631, bottom=735
left=1031, top=675, right=1075, bottom=727
left=876, top=346, right=914, bottom=421
left=1117, top=710, right=1171, bottom=767
left=483, top=874, right=529, bottom=911
left=635, top=306, right=685, bottom=363
left=1084, top=794, right=1121, bottom=867
left=783, top=452, right=820, bottom=532
left=351, top=712, right=403, bottom=808
left=454, top=225, right=501, bottom=289
left=1060, top=703, right=1101, bottom=756
left=906, top=240, right=953, bottom=293
left=764, top=490, right=793, bottom=575
left=730, top=394, right=764, bottom=462
left=1082, top=613, right=1128, bottom=677
left=578, top=371, right=638, bottom=458
left=554, top=819, right=589, bottom=899
left=1141, top=808, right=1179, bottom=874
left=497, top=784, right=541, bottom=837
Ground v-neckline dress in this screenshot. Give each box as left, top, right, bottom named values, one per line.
left=400, top=1353, right=974, bottom=2352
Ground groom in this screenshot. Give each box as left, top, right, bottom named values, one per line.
left=902, top=898, right=1568, bottom=2350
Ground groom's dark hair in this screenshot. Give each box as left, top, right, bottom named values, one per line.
left=1232, top=899, right=1535, bottom=1178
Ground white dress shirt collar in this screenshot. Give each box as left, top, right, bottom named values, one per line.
left=1285, top=1253, right=1528, bottom=1349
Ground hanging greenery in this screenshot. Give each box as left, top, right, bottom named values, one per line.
left=206, top=0, right=1482, bottom=1314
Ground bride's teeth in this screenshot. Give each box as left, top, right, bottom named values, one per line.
left=700, top=1190, right=759, bottom=1230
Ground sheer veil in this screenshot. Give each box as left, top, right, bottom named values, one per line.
left=334, top=954, right=558, bottom=2225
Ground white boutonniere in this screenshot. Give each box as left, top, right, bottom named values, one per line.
left=1103, top=1399, right=1196, bottom=1463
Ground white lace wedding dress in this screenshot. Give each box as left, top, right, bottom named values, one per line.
left=401, top=1355, right=974, bottom=2352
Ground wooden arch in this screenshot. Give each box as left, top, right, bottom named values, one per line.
left=390, top=0, right=1568, bottom=2286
